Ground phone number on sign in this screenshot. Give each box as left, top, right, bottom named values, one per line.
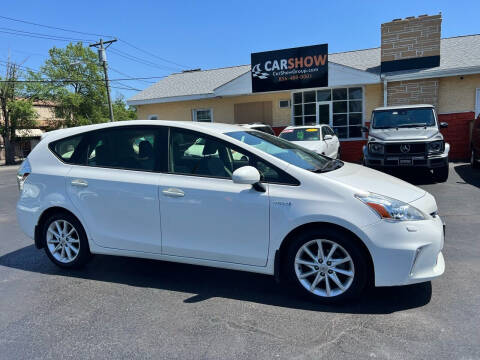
left=277, top=74, right=313, bottom=82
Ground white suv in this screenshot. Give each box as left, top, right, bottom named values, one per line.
left=16, top=120, right=445, bottom=302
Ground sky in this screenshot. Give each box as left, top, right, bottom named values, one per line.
left=1, top=0, right=479, bottom=101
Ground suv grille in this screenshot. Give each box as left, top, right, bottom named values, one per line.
left=385, top=143, right=426, bottom=155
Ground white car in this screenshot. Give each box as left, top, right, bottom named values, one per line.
left=16, top=120, right=445, bottom=302
left=240, top=123, right=275, bottom=135
left=279, top=125, right=340, bottom=158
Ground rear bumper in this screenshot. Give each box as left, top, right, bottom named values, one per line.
left=363, top=144, right=449, bottom=168
left=362, top=215, right=445, bottom=287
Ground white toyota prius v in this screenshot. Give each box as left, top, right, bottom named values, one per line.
left=16, top=120, right=445, bottom=302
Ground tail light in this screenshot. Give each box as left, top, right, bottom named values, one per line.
left=17, top=159, right=31, bottom=191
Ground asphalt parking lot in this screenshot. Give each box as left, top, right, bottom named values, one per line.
left=0, top=163, right=479, bottom=360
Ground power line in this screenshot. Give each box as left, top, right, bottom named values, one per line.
left=0, top=26, right=93, bottom=42
left=109, top=66, right=156, bottom=84
left=0, top=29, right=92, bottom=42
left=119, top=39, right=187, bottom=69
left=109, top=48, right=178, bottom=72
left=0, top=76, right=167, bottom=83
left=0, top=15, right=114, bottom=39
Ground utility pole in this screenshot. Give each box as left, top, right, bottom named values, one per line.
left=90, top=38, right=117, bottom=122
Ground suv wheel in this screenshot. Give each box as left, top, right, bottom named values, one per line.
left=285, top=228, right=368, bottom=303
left=433, top=163, right=449, bottom=182
left=471, top=149, right=480, bottom=169
left=42, top=212, right=92, bottom=268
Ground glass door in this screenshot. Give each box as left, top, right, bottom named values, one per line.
left=317, top=102, right=332, bottom=126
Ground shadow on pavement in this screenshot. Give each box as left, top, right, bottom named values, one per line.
left=454, top=164, right=480, bottom=188
left=0, top=244, right=432, bottom=314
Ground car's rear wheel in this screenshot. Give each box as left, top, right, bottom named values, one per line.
left=432, top=163, right=449, bottom=182
left=471, top=149, right=480, bottom=169
left=285, top=228, right=368, bottom=303
left=42, top=212, right=91, bottom=268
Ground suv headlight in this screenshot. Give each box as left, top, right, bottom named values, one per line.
left=355, top=193, right=426, bottom=221
left=428, top=140, right=444, bottom=154
left=368, top=142, right=384, bottom=155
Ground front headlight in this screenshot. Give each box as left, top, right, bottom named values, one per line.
left=428, top=140, right=444, bottom=154
left=368, top=142, right=384, bottom=155
left=355, top=192, right=427, bottom=221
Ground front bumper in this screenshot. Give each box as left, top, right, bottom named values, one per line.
left=362, top=214, right=445, bottom=287
left=363, top=144, right=449, bottom=168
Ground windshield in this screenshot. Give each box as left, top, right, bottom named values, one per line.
left=226, top=131, right=342, bottom=172
left=372, top=108, right=436, bottom=129
left=279, top=128, right=320, bottom=141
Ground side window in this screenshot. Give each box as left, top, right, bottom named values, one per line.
left=169, top=128, right=250, bottom=179
left=86, top=127, right=159, bottom=171
left=321, top=127, right=328, bottom=139
left=169, top=127, right=299, bottom=185
left=49, top=134, right=84, bottom=164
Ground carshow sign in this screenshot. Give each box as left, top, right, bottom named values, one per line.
left=251, top=44, right=328, bottom=92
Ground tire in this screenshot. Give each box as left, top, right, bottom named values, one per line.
left=284, top=228, right=369, bottom=303
left=41, top=211, right=92, bottom=269
left=432, top=163, right=449, bottom=182
left=471, top=149, right=480, bottom=169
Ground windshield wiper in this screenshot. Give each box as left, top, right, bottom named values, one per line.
left=396, top=123, right=427, bottom=128
left=312, top=159, right=344, bottom=173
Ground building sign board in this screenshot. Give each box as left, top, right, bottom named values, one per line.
left=251, top=44, right=328, bottom=92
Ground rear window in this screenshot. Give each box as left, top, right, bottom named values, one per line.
left=279, top=128, right=320, bottom=141
left=49, top=134, right=84, bottom=164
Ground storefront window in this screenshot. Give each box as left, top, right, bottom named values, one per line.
left=291, top=87, right=363, bottom=139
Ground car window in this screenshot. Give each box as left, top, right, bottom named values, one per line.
left=86, top=127, right=159, bottom=171
left=169, top=127, right=299, bottom=184
left=49, top=134, right=84, bottom=164
left=372, top=108, right=436, bottom=128
left=279, top=128, right=320, bottom=142
left=227, top=131, right=333, bottom=172
left=254, top=126, right=275, bottom=135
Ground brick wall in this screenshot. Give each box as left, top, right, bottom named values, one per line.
left=439, top=112, right=475, bottom=160
left=381, top=14, right=441, bottom=62
left=387, top=79, right=439, bottom=107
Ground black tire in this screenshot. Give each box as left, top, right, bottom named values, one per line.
left=432, top=163, right=449, bottom=182
left=284, top=227, right=369, bottom=303
left=41, top=211, right=92, bottom=269
left=471, top=149, right=480, bottom=169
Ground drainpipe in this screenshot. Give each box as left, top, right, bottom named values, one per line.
left=382, top=75, right=388, bottom=107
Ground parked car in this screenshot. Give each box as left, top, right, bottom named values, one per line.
left=471, top=114, right=480, bottom=169
left=362, top=104, right=449, bottom=182
left=240, top=123, right=275, bottom=135
left=16, top=120, right=445, bottom=303
left=279, top=125, right=340, bottom=159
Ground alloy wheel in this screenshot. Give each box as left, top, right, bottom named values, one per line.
left=46, top=220, right=81, bottom=263
left=294, top=239, right=354, bottom=297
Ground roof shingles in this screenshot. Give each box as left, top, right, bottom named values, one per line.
left=129, top=35, right=480, bottom=103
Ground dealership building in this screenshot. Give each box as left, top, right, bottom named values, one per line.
left=128, top=14, right=480, bottom=161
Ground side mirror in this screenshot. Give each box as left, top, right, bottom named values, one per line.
left=323, top=134, right=333, bottom=140
left=232, top=166, right=260, bottom=185
left=361, top=126, right=369, bottom=133
left=440, top=122, right=448, bottom=129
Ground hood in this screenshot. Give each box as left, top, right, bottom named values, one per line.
left=323, top=162, right=426, bottom=203
left=369, top=126, right=442, bottom=141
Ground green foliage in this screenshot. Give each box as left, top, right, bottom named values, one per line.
left=28, top=42, right=110, bottom=126
left=113, top=96, right=137, bottom=121
left=7, top=99, right=38, bottom=130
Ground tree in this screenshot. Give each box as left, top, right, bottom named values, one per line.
left=113, top=95, right=137, bottom=121
left=27, top=42, right=109, bottom=127
left=0, top=61, right=37, bottom=165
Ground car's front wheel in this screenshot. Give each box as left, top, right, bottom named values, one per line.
left=42, top=212, right=91, bottom=268
left=471, top=148, right=480, bottom=169
left=285, top=228, right=368, bottom=303
left=432, top=163, right=449, bottom=182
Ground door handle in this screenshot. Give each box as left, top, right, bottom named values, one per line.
left=71, top=179, right=88, bottom=187
left=162, top=188, right=185, bottom=197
